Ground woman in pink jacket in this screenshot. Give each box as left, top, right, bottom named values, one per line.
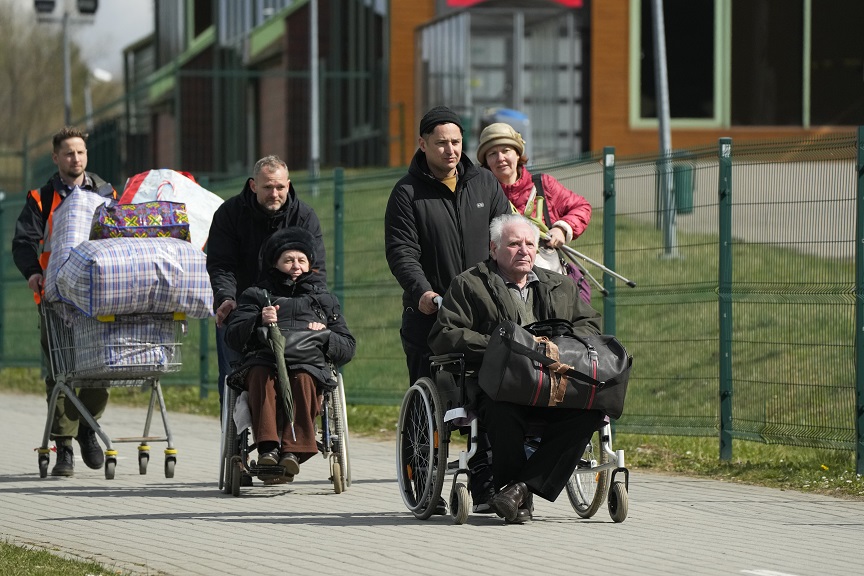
left=476, top=122, right=592, bottom=288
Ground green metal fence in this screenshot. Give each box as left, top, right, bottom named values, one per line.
left=1, top=132, right=862, bottom=472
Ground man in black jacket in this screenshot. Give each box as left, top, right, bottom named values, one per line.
left=385, top=105, right=509, bottom=515
left=385, top=106, right=509, bottom=386
left=207, top=155, right=326, bottom=405
left=12, top=126, right=117, bottom=477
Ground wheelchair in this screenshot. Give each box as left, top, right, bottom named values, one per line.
left=396, top=354, right=629, bottom=524
left=218, top=370, right=350, bottom=496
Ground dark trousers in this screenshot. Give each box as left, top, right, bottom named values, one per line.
left=215, top=323, right=242, bottom=405
left=40, top=304, right=108, bottom=441
left=479, top=394, right=604, bottom=502
left=399, top=307, right=437, bottom=385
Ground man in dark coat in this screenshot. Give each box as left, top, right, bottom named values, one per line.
left=429, top=214, right=604, bottom=524
left=385, top=106, right=509, bottom=515
left=385, top=106, right=509, bottom=386
left=207, top=155, right=326, bottom=404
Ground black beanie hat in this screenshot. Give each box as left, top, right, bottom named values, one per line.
left=419, top=105, right=463, bottom=136
left=263, top=226, right=316, bottom=269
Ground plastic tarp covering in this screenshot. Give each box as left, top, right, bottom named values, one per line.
left=119, top=169, right=224, bottom=250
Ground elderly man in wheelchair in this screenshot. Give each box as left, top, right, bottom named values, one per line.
left=427, top=213, right=606, bottom=523
left=223, top=227, right=355, bottom=488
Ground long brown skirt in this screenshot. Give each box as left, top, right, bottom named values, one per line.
left=245, top=366, right=320, bottom=463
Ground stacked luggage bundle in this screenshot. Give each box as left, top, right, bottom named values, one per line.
left=43, top=170, right=219, bottom=377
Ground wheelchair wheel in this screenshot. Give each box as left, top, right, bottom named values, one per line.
left=566, top=426, right=610, bottom=518
left=333, top=373, right=351, bottom=488
left=230, top=458, right=242, bottom=497
left=396, top=377, right=447, bottom=520
left=450, top=482, right=470, bottom=525
left=332, top=462, right=344, bottom=494
left=221, top=387, right=238, bottom=494
left=608, top=481, right=629, bottom=523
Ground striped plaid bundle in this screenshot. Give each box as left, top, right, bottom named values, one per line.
left=73, top=314, right=178, bottom=374
left=90, top=201, right=191, bottom=242
left=43, top=190, right=114, bottom=303
left=55, top=237, right=213, bottom=318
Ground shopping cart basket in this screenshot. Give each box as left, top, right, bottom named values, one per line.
left=37, top=302, right=186, bottom=480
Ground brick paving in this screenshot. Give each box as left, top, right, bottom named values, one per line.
left=1, top=391, right=861, bottom=576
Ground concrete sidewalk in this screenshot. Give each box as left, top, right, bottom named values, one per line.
left=1, top=391, right=861, bottom=576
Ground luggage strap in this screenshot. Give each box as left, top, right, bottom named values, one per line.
left=502, top=329, right=605, bottom=387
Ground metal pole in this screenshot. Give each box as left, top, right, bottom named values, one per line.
left=84, top=74, right=93, bottom=131
left=718, top=137, right=733, bottom=461
left=310, top=0, right=321, bottom=195
left=333, top=168, right=345, bottom=306
left=651, top=0, right=677, bottom=257
left=602, top=147, right=617, bottom=335
left=0, top=191, right=5, bottom=362
left=63, top=8, right=71, bottom=126
left=854, top=126, right=864, bottom=475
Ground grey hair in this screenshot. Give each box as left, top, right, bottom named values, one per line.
left=253, top=155, right=288, bottom=177
left=489, top=213, right=540, bottom=249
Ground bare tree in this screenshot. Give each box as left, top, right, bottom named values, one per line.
left=0, top=0, right=93, bottom=149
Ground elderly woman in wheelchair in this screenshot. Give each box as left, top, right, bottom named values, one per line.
left=224, top=227, right=355, bottom=483
left=426, top=214, right=609, bottom=523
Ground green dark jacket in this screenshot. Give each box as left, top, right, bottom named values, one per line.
left=428, top=259, right=602, bottom=372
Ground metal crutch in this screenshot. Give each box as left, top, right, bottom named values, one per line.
left=558, top=246, right=608, bottom=296
left=541, top=232, right=637, bottom=288
left=557, top=242, right=636, bottom=288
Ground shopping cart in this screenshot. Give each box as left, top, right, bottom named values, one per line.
left=36, top=302, right=187, bottom=480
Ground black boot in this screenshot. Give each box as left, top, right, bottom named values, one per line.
left=76, top=426, right=104, bottom=470
left=489, top=482, right=528, bottom=522
left=51, top=444, right=75, bottom=477
left=505, top=493, right=534, bottom=524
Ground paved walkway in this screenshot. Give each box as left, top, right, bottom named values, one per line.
left=1, top=391, right=861, bottom=576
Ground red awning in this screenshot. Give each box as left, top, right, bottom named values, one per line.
left=447, top=0, right=582, bottom=6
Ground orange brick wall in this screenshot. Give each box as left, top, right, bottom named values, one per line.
left=590, top=0, right=848, bottom=156
left=154, top=112, right=176, bottom=169
left=388, top=0, right=435, bottom=167
left=258, top=74, right=288, bottom=161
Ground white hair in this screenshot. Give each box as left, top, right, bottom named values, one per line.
left=489, top=213, right=540, bottom=251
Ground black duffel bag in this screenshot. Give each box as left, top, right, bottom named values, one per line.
left=478, top=319, right=632, bottom=419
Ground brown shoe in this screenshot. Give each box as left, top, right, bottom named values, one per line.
left=279, top=452, right=300, bottom=476
left=489, top=482, right=528, bottom=522
left=258, top=449, right=278, bottom=467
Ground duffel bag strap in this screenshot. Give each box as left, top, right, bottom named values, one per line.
left=506, top=333, right=605, bottom=387
left=536, top=337, right=568, bottom=405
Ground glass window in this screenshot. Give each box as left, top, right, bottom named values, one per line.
left=639, top=0, right=714, bottom=119
left=810, top=0, right=864, bottom=125
left=730, top=0, right=803, bottom=125
left=193, top=0, right=212, bottom=37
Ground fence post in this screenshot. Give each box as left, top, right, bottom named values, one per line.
left=602, top=147, right=616, bottom=334
left=199, top=319, right=210, bottom=399
left=718, top=138, right=733, bottom=461
left=0, top=191, right=5, bottom=362
left=22, top=135, right=30, bottom=193
left=197, top=174, right=211, bottom=400
left=333, top=168, right=345, bottom=306
left=855, top=127, right=864, bottom=475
